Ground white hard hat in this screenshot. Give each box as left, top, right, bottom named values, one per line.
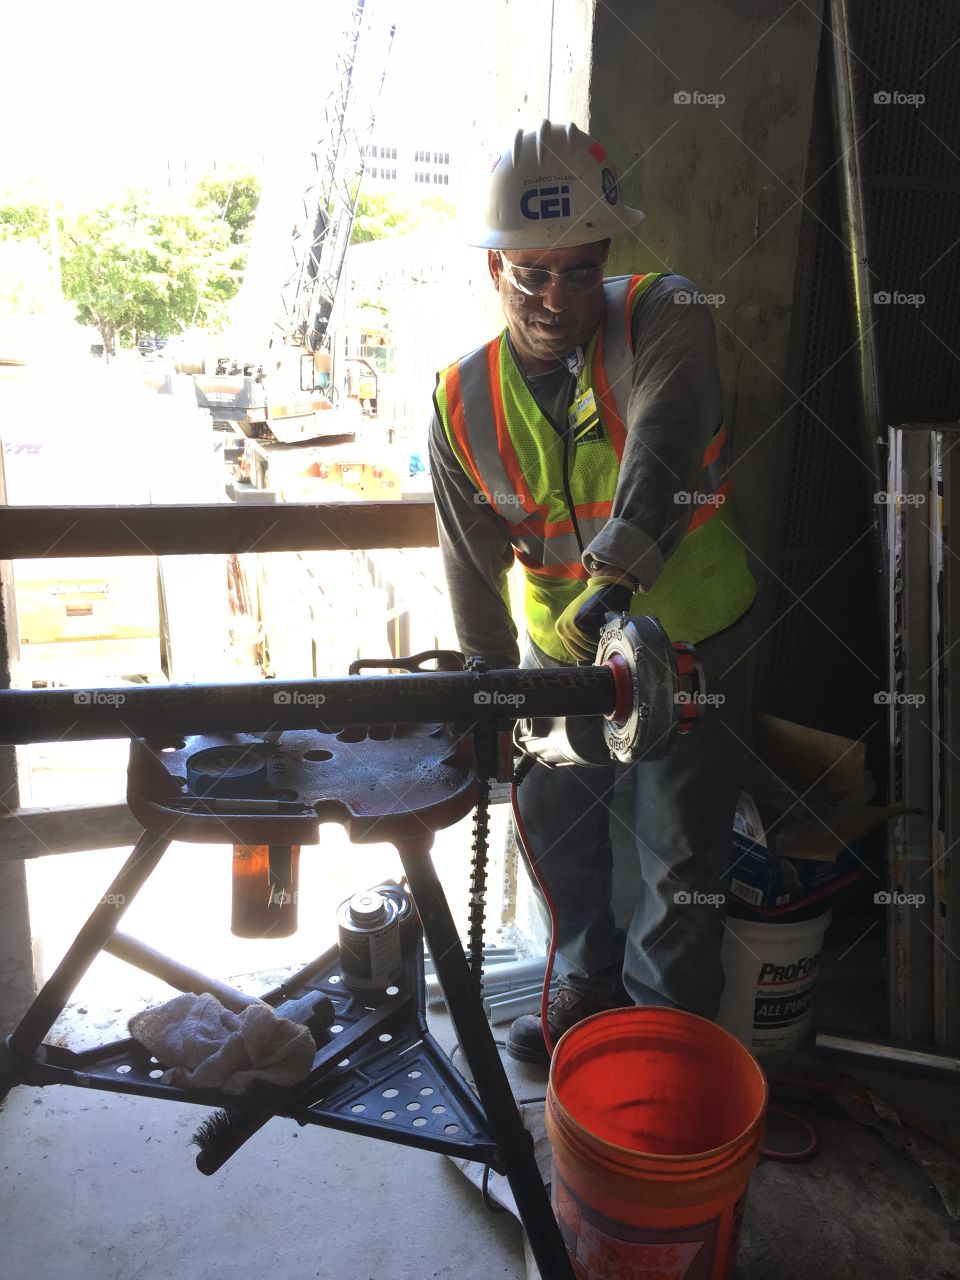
left=472, top=120, right=646, bottom=250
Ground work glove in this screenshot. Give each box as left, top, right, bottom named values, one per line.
left=555, top=574, right=636, bottom=663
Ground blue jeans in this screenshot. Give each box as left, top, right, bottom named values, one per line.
left=514, top=619, right=750, bottom=1019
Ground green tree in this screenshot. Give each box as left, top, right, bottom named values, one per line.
left=57, top=192, right=233, bottom=356
left=350, top=190, right=456, bottom=244
left=350, top=191, right=412, bottom=243
left=193, top=171, right=261, bottom=244
left=0, top=176, right=261, bottom=356
left=0, top=198, right=50, bottom=245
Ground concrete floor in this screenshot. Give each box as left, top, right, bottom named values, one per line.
left=3, top=890, right=960, bottom=1279
left=1, top=1000, right=530, bottom=1280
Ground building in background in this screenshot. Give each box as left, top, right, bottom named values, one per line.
left=363, top=140, right=455, bottom=193
left=160, top=154, right=268, bottom=193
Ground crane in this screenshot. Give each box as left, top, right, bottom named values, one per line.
left=186, top=0, right=396, bottom=476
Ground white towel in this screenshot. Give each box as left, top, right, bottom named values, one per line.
left=129, top=992, right=316, bottom=1094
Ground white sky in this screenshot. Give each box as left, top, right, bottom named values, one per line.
left=2, top=0, right=466, bottom=204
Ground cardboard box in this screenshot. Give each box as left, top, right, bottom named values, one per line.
left=730, top=791, right=864, bottom=913
left=728, top=716, right=905, bottom=915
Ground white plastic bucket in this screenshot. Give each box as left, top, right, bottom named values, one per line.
left=717, top=911, right=832, bottom=1055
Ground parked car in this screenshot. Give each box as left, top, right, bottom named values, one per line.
left=138, top=335, right=168, bottom=358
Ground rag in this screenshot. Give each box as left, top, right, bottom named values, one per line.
left=129, top=992, right=317, bottom=1094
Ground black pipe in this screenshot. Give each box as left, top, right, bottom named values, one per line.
left=0, top=667, right=616, bottom=745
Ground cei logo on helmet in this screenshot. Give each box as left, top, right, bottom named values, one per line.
left=520, top=185, right=572, bottom=220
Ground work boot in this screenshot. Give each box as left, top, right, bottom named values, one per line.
left=506, top=987, right=623, bottom=1065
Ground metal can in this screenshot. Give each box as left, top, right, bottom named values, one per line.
left=337, top=890, right=402, bottom=990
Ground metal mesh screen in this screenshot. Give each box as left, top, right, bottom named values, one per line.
left=757, top=1, right=960, bottom=761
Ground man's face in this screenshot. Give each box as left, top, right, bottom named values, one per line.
left=488, top=241, right=609, bottom=373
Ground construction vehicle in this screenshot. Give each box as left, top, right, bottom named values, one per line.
left=178, top=0, right=399, bottom=501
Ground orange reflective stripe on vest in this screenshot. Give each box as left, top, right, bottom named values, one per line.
left=435, top=273, right=757, bottom=653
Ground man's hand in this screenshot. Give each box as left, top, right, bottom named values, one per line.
left=555, top=574, right=636, bottom=662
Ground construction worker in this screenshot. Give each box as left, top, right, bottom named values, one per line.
left=429, top=121, right=757, bottom=1064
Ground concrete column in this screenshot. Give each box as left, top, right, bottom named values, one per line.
left=0, top=855, right=41, bottom=1036
left=569, top=0, right=825, bottom=577
left=0, top=444, right=39, bottom=1032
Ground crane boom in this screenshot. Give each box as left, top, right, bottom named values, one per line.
left=278, top=0, right=396, bottom=355
left=189, top=0, right=396, bottom=454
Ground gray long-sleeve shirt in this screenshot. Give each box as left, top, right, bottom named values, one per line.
left=428, top=273, right=723, bottom=669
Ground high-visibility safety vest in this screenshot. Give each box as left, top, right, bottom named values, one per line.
left=434, top=274, right=757, bottom=661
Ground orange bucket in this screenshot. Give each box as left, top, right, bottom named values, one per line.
left=546, top=1007, right=767, bottom=1280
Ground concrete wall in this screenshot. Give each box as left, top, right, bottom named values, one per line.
left=574, top=0, right=825, bottom=582
left=455, top=0, right=824, bottom=585
left=545, top=1, right=825, bottom=912
left=0, top=859, right=41, bottom=1035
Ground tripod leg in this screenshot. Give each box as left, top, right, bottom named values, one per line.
left=396, top=836, right=574, bottom=1280
left=7, top=831, right=170, bottom=1061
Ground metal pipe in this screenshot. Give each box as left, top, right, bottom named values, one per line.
left=484, top=988, right=559, bottom=1023
left=827, top=0, right=889, bottom=598
left=815, top=1029, right=960, bottom=1079
left=0, top=667, right=616, bottom=745
left=7, top=832, right=170, bottom=1058
left=428, top=956, right=548, bottom=994
left=103, top=933, right=263, bottom=1012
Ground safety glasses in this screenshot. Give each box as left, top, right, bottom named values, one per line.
left=497, top=253, right=604, bottom=297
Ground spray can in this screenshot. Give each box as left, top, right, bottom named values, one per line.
left=337, top=890, right=402, bottom=990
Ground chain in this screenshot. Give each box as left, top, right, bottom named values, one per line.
left=465, top=656, right=491, bottom=995
left=468, top=772, right=491, bottom=994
